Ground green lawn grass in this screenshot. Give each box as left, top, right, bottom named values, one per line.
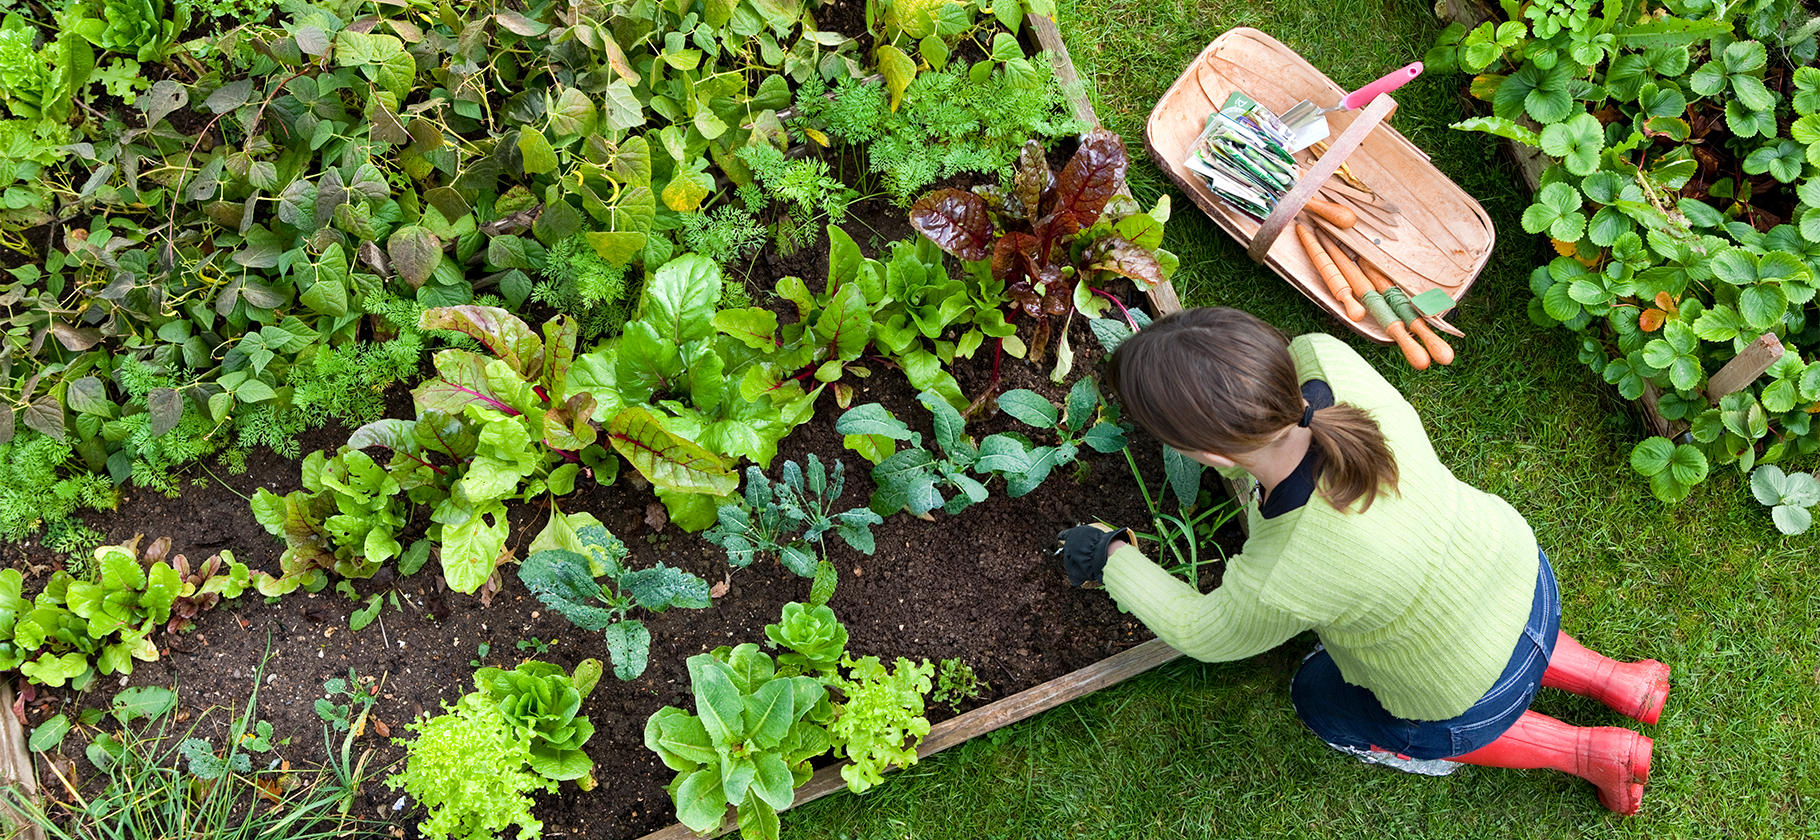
left=776, top=0, right=1820, bottom=835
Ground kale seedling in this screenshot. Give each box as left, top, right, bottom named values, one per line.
left=517, top=523, right=712, bottom=681
left=836, top=390, right=990, bottom=517
left=702, top=454, right=882, bottom=581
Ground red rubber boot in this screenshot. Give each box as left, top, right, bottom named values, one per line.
left=1450, top=710, right=1652, bottom=815
left=1543, top=632, right=1671, bottom=725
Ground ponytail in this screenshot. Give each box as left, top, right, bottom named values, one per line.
left=1109, top=307, right=1398, bottom=513
left=1304, top=404, right=1398, bottom=513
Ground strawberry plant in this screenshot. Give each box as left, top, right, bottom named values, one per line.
left=1750, top=463, right=1820, bottom=534
left=516, top=521, right=712, bottom=681
left=1437, top=2, right=1820, bottom=508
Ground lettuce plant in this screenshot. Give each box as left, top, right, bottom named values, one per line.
left=387, top=693, right=556, bottom=840
left=473, top=659, right=603, bottom=784
left=568, top=253, right=817, bottom=529
left=644, top=645, right=835, bottom=840
left=0, top=537, right=248, bottom=688
left=910, top=130, right=1177, bottom=383
left=825, top=655, right=934, bottom=794
left=517, top=522, right=712, bottom=680
left=765, top=601, right=849, bottom=674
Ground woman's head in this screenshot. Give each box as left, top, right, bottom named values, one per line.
left=1107, top=307, right=1398, bottom=512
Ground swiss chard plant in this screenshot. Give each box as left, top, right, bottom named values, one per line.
left=910, top=130, right=1177, bottom=406
left=516, top=520, right=713, bottom=681
left=702, top=455, right=882, bottom=584
left=1438, top=0, right=1820, bottom=505
left=837, top=391, right=991, bottom=517
left=473, top=659, right=604, bottom=785
left=980, top=380, right=1128, bottom=496
left=644, top=644, right=836, bottom=840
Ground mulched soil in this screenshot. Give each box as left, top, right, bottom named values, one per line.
left=10, top=196, right=1242, bottom=839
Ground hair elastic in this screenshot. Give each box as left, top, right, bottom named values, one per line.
left=1297, top=404, right=1314, bottom=428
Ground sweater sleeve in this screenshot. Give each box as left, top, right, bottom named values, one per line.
left=1100, top=544, right=1312, bottom=662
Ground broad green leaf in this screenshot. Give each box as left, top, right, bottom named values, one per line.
left=875, top=44, right=916, bottom=112
left=606, top=407, right=739, bottom=495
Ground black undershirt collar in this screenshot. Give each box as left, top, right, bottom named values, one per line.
left=1259, top=379, right=1334, bottom=519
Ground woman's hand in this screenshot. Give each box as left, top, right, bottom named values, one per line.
left=1054, top=523, right=1133, bottom=587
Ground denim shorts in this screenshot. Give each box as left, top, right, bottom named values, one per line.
left=1289, top=549, right=1560, bottom=760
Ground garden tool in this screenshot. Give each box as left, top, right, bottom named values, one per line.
left=1450, top=710, right=1653, bottom=816
left=1281, top=62, right=1425, bottom=152
left=1542, top=632, right=1672, bottom=725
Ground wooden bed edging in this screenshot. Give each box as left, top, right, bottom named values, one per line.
left=632, top=638, right=1184, bottom=840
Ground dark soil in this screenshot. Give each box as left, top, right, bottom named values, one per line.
left=11, top=193, right=1241, bottom=840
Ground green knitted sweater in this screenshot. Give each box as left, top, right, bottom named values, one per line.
left=1102, top=334, right=1540, bottom=721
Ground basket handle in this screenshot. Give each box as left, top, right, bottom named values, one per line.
left=1247, top=94, right=1396, bottom=263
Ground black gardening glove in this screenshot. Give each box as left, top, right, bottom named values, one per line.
left=1055, top=524, right=1133, bottom=587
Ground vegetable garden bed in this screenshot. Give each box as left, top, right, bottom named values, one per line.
left=0, top=3, right=1240, bottom=839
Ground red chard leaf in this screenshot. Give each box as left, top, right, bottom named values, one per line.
left=910, top=189, right=994, bottom=261
left=1050, top=128, right=1127, bottom=229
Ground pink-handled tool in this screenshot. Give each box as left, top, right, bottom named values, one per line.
left=1282, top=61, right=1423, bottom=152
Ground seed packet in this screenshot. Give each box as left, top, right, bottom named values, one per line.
left=1185, top=92, right=1302, bottom=220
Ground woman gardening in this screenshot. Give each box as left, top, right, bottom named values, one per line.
left=1057, top=307, right=1670, bottom=815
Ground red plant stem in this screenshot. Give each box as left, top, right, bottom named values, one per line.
left=1090, top=287, right=1141, bottom=332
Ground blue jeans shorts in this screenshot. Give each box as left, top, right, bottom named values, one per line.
left=1289, top=549, right=1560, bottom=760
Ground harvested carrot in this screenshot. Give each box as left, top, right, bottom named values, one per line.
left=1296, top=223, right=1366, bottom=322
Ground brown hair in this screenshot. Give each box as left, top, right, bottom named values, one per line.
left=1106, top=307, right=1398, bottom=513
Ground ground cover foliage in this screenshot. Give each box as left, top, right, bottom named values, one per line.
left=775, top=0, right=1820, bottom=837
left=1433, top=0, right=1820, bottom=520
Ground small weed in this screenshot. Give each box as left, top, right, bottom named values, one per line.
left=515, top=637, right=554, bottom=654
left=469, top=642, right=491, bottom=668
left=932, top=659, right=990, bottom=712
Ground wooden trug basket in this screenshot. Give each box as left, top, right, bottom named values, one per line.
left=1145, top=28, right=1495, bottom=343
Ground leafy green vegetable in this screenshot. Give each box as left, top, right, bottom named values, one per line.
left=474, top=659, right=602, bottom=784
left=387, top=693, right=557, bottom=840
left=518, top=520, right=712, bottom=680
left=825, top=655, right=934, bottom=794
left=644, top=645, right=835, bottom=840
left=702, top=455, right=882, bottom=578
left=764, top=602, right=849, bottom=673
